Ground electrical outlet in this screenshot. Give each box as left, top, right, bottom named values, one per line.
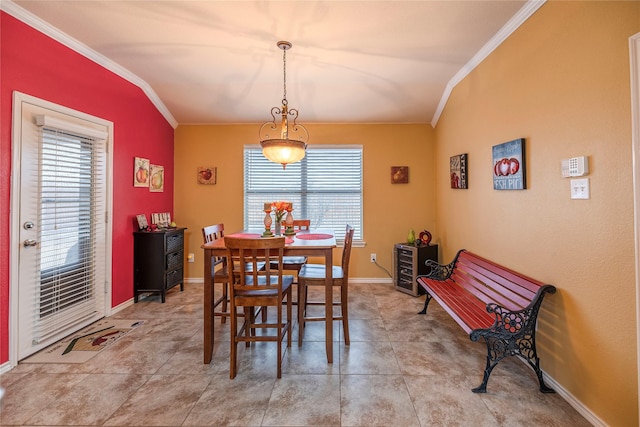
left=370, top=253, right=377, bottom=263
left=187, top=253, right=195, bottom=263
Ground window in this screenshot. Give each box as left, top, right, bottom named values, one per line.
left=244, top=145, right=363, bottom=242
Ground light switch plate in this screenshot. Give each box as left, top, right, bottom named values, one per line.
left=570, top=178, right=590, bottom=199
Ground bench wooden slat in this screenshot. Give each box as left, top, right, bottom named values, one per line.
left=418, top=279, right=494, bottom=333
left=459, top=264, right=532, bottom=309
left=461, top=252, right=544, bottom=294
left=454, top=259, right=532, bottom=310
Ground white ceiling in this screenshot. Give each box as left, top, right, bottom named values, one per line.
left=7, top=0, right=542, bottom=127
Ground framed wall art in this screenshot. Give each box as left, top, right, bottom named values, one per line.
left=492, top=138, right=526, bottom=190
left=149, top=164, right=164, bottom=192
left=391, top=166, right=409, bottom=184
left=450, top=153, right=468, bottom=189
left=197, top=166, right=216, bottom=185
left=133, top=157, right=150, bottom=187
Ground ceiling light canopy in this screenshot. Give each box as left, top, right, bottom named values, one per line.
left=259, top=41, right=308, bottom=169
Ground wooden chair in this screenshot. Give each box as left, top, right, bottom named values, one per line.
left=202, top=224, right=231, bottom=324
left=202, top=224, right=267, bottom=323
left=226, top=236, right=294, bottom=379
left=297, top=224, right=355, bottom=346
left=274, top=219, right=311, bottom=276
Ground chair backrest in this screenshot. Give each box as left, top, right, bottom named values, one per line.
left=225, top=237, right=287, bottom=293
left=341, top=225, right=355, bottom=278
left=292, top=219, right=310, bottom=231
left=202, top=224, right=226, bottom=271
left=202, top=223, right=225, bottom=243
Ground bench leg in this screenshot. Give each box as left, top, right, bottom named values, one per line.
left=520, top=336, right=555, bottom=393
left=418, top=293, right=432, bottom=315
left=472, top=336, right=506, bottom=393
left=472, top=335, right=556, bottom=393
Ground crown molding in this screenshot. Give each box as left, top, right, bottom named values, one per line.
left=431, top=0, right=546, bottom=126
left=1, top=1, right=178, bottom=128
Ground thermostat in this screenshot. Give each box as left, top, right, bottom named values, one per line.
left=561, top=156, right=589, bottom=177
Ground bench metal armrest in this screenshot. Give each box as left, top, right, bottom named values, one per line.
left=417, top=249, right=466, bottom=281
left=470, top=284, right=556, bottom=342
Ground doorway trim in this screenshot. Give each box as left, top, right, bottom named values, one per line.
left=9, top=91, right=114, bottom=368
left=630, top=32, right=640, bottom=422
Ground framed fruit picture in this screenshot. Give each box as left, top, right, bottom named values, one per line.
left=390, top=166, right=409, bottom=184
left=133, top=157, right=150, bottom=187
left=197, top=166, right=216, bottom=185
left=492, top=138, right=526, bottom=190
left=149, top=164, right=164, bottom=192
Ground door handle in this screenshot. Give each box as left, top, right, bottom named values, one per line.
left=23, top=239, right=37, bottom=247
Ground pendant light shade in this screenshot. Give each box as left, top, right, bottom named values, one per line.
left=259, top=41, right=308, bottom=169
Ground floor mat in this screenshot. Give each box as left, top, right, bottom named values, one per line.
left=21, top=319, right=144, bottom=364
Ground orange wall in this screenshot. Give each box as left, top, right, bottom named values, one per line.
left=174, top=124, right=436, bottom=282
left=435, top=1, right=639, bottom=425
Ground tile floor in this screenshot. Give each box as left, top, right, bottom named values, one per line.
left=1, top=282, right=591, bottom=426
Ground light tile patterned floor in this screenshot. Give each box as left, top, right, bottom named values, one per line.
left=0, top=282, right=590, bottom=426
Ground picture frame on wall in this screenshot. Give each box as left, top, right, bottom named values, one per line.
left=133, top=157, right=150, bottom=187
left=492, top=138, right=526, bottom=190
left=197, top=166, right=216, bottom=184
left=391, top=166, right=409, bottom=184
left=450, top=153, right=468, bottom=189
left=149, top=164, right=164, bottom=192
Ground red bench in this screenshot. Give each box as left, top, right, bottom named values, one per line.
left=416, top=249, right=556, bottom=393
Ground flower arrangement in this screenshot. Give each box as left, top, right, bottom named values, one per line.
left=262, top=201, right=293, bottom=236
left=271, top=201, right=290, bottom=223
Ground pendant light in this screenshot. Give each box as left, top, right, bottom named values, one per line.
left=259, top=41, right=308, bottom=169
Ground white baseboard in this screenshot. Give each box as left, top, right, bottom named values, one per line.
left=0, top=360, right=13, bottom=375
left=110, top=297, right=134, bottom=315
left=542, top=372, right=604, bottom=427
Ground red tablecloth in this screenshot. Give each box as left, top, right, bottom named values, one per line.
left=296, top=233, right=334, bottom=240
left=228, top=233, right=262, bottom=239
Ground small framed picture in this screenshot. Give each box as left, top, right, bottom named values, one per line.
left=151, top=212, right=171, bottom=228
left=492, top=138, right=526, bottom=190
left=197, top=166, right=216, bottom=185
left=149, top=164, right=164, bottom=192
left=134, top=157, right=149, bottom=187
left=136, top=214, right=149, bottom=231
left=391, top=166, right=409, bottom=184
left=450, top=153, right=468, bottom=189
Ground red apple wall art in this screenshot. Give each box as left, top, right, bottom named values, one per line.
left=197, top=166, right=216, bottom=185
left=492, top=138, right=526, bottom=190
left=133, top=157, right=150, bottom=187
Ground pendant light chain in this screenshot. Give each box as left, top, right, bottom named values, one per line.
left=282, top=46, right=287, bottom=105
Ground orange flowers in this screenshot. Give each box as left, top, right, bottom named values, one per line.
left=271, top=201, right=291, bottom=222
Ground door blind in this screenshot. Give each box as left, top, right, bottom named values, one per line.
left=33, top=115, right=107, bottom=344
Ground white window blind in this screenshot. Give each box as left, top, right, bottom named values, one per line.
left=34, top=115, right=107, bottom=342
left=244, top=145, right=363, bottom=242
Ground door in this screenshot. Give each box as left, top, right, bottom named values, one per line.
left=11, top=92, right=112, bottom=361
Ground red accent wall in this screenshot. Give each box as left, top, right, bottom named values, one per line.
left=0, top=12, right=175, bottom=364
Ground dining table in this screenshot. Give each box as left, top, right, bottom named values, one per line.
left=201, top=229, right=337, bottom=364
